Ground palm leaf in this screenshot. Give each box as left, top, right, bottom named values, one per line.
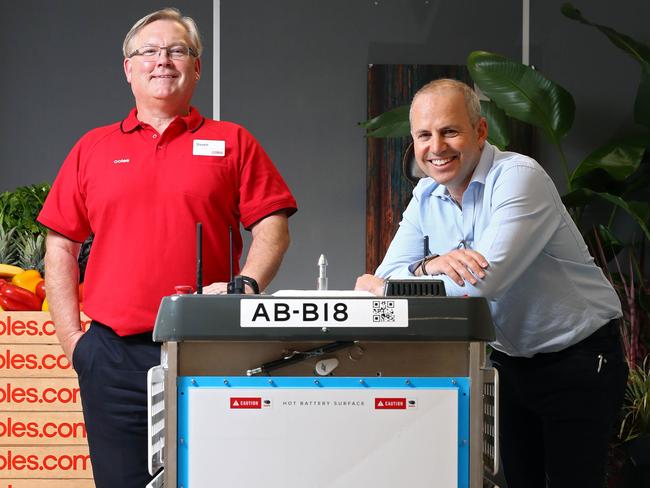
left=570, top=140, right=645, bottom=183
left=480, top=100, right=510, bottom=149
left=562, top=189, right=650, bottom=241
left=467, top=51, right=575, bottom=145
left=561, top=3, right=650, bottom=69
left=635, top=71, right=650, bottom=127
left=359, top=105, right=411, bottom=138
left=562, top=2, right=650, bottom=127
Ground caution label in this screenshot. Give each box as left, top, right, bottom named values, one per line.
left=230, top=397, right=262, bottom=409
left=374, top=398, right=406, bottom=410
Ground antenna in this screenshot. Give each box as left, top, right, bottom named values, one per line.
left=229, top=225, right=234, bottom=283
left=196, top=223, right=203, bottom=294
left=225, top=225, right=260, bottom=295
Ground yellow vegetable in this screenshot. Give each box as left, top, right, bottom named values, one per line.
left=11, top=269, right=43, bottom=294
left=0, top=264, right=24, bottom=278
left=41, top=297, right=49, bottom=311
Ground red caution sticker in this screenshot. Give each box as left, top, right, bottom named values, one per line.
left=374, top=398, right=406, bottom=409
left=230, top=397, right=262, bottom=409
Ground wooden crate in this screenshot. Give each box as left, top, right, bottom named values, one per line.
left=0, top=312, right=93, bottom=483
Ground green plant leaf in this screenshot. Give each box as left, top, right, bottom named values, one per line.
left=0, top=183, right=51, bottom=236
left=561, top=3, right=650, bottom=69
left=625, top=164, right=650, bottom=197
left=366, top=121, right=411, bottom=138
left=571, top=168, right=626, bottom=196
left=627, top=201, right=650, bottom=225
left=562, top=3, right=650, bottom=128
left=570, top=141, right=645, bottom=182
left=467, top=51, right=575, bottom=145
left=562, top=188, right=595, bottom=208
left=562, top=189, right=650, bottom=240
left=595, top=224, right=624, bottom=262
left=587, top=223, right=624, bottom=265
left=480, top=100, right=510, bottom=150
left=597, top=194, right=650, bottom=241
left=635, top=70, right=650, bottom=128
left=359, top=105, right=410, bottom=138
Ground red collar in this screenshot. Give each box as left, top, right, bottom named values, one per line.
left=121, top=106, right=204, bottom=133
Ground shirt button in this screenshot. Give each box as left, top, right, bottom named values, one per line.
left=152, top=134, right=158, bottom=139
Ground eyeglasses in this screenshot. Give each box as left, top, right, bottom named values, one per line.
left=128, top=45, right=198, bottom=60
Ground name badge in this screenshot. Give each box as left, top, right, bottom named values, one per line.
left=193, top=139, right=225, bottom=156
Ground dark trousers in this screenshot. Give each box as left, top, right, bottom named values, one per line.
left=72, top=321, right=161, bottom=488
left=490, top=320, right=628, bottom=488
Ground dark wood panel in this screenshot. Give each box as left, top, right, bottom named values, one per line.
left=366, top=65, right=473, bottom=273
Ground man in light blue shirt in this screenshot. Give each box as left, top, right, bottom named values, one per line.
left=355, top=79, right=628, bottom=488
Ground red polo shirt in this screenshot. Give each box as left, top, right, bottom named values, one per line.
left=38, top=107, right=297, bottom=335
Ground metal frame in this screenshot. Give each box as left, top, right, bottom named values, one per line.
left=159, top=339, right=496, bottom=488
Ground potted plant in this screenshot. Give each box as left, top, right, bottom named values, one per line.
left=618, top=356, right=650, bottom=486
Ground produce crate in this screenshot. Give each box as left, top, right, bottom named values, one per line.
left=0, top=312, right=94, bottom=487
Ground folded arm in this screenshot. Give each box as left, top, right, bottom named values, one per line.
left=362, top=165, right=562, bottom=298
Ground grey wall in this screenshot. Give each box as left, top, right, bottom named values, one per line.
left=0, top=0, right=212, bottom=188
left=221, top=0, right=521, bottom=291
left=2, top=0, right=648, bottom=292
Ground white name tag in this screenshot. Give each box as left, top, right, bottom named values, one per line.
left=193, top=139, right=225, bottom=156
left=240, top=299, right=409, bottom=328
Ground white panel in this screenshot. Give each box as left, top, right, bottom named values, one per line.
left=186, top=388, right=458, bottom=488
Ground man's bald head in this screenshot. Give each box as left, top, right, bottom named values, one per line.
left=410, top=79, right=482, bottom=128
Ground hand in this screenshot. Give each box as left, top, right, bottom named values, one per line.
left=202, top=282, right=229, bottom=294
left=424, top=250, right=488, bottom=286
left=354, top=274, right=385, bottom=296
left=64, top=329, right=85, bottom=362
left=202, top=282, right=257, bottom=294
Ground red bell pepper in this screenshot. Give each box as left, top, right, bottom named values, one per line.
left=35, top=279, right=46, bottom=301
left=0, top=282, right=43, bottom=311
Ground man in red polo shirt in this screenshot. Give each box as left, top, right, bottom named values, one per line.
left=39, top=8, right=296, bottom=488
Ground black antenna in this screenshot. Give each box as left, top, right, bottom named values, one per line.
left=196, top=223, right=203, bottom=294
left=229, top=225, right=234, bottom=283
left=423, top=235, right=430, bottom=258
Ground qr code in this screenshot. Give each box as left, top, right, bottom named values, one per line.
left=372, top=300, right=395, bottom=322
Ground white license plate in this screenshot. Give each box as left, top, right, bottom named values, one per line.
left=240, top=299, right=408, bottom=328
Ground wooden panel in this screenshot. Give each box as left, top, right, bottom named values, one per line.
left=0, top=411, right=86, bottom=446
left=366, top=65, right=475, bottom=273
left=0, top=313, right=92, bottom=345
left=0, top=445, right=92, bottom=479
left=0, top=345, right=75, bottom=378
left=0, top=378, right=81, bottom=412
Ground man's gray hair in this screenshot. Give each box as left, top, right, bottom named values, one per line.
left=410, top=78, right=482, bottom=127
left=123, top=8, right=202, bottom=58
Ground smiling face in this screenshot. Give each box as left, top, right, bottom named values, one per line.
left=123, top=19, right=201, bottom=114
left=410, top=88, right=488, bottom=202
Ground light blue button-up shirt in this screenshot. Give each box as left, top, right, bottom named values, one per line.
left=375, top=142, right=622, bottom=357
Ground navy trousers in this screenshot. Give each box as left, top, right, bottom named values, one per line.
left=490, top=320, right=628, bottom=488
left=72, top=321, right=160, bottom=488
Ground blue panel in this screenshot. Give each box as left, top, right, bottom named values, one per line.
left=177, top=376, right=471, bottom=488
